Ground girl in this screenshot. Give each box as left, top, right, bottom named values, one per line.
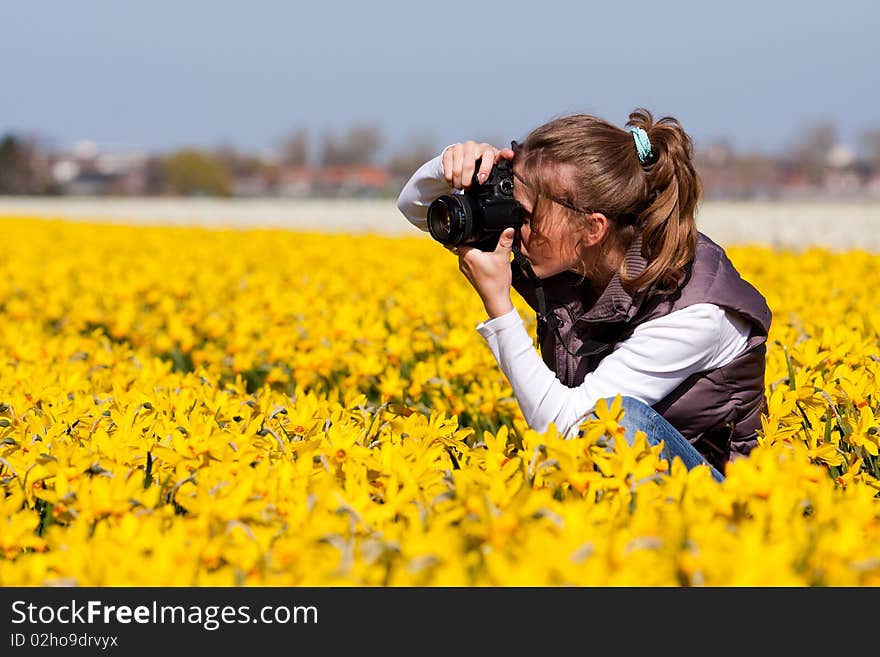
left=396, top=109, right=772, bottom=482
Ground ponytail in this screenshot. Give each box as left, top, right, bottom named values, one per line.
left=622, top=108, right=700, bottom=295
left=514, top=108, right=702, bottom=296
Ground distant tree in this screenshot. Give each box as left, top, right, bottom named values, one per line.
left=142, top=155, right=167, bottom=195
left=694, top=139, right=735, bottom=168
left=319, top=124, right=383, bottom=166
left=279, top=128, right=310, bottom=167
left=318, top=131, right=341, bottom=167
left=0, top=133, right=42, bottom=194
left=859, top=128, right=880, bottom=169
left=788, top=121, right=836, bottom=184
left=162, top=148, right=232, bottom=196
left=212, top=144, right=267, bottom=178
left=387, top=135, right=437, bottom=180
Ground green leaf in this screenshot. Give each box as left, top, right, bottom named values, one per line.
left=143, top=451, right=153, bottom=490
left=783, top=346, right=797, bottom=391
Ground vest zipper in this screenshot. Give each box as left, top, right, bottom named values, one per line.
left=560, top=305, right=578, bottom=387
left=564, top=347, right=575, bottom=387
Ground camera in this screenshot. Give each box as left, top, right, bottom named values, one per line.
left=427, top=157, right=523, bottom=251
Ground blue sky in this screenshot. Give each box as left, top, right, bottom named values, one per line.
left=1, top=0, right=876, bottom=160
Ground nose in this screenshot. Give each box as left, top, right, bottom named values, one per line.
left=519, top=226, right=532, bottom=252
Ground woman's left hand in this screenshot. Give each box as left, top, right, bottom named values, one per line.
left=447, top=227, right=516, bottom=319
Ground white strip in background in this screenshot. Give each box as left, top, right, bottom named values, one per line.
left=0, top=197, right=878, bottom=252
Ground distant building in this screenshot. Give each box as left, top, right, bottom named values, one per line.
left=276, top=166, right=321, bottom=197
left=232, top=175, right=273, bottom=197
left=51, top=146, right=149, bottom=195
left=275, top=164, right=391, bottom=198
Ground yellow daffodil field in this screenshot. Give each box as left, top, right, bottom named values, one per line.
left=1, top=215, right=878, bottom=587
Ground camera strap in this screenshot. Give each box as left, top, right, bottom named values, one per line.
left=510, top=244, right=554, bottom=334
left=511, top=244, right=582, bottom=362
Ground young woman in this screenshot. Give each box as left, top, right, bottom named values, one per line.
left=396, top=108, right=772, bottom=482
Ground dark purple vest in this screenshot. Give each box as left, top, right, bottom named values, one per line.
left=511, top=231, right=772, bottom=470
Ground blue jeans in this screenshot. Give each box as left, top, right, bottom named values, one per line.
left=594, top=396, right=725, bottom=483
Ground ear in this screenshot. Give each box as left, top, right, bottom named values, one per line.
left=583, top=212, right=609, bottom=247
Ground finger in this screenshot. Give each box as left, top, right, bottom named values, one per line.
left=495, top=228, right=516, bottom=255
left=496, top=147, right=515, bottom=161
left=452, top=147, right=463, bottom=189
left=461, top=142, right=479, bottom=189
left=477, top=148, right=497, bottom=184
left=442, top=145, right=457, bottom=186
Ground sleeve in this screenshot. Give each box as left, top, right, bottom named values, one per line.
left=475, top=303, right=734, bottom=438
left=396, top=144, right=459, bottom=232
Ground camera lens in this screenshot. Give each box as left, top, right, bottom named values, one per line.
left=427, top=196, right=470, bottom=244
left=429, top=203, right=452, bottom=240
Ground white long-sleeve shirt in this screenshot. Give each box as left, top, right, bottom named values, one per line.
left=397, top=147, right=752, bottom=437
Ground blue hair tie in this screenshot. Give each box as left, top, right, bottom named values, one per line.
left=629, top=127, right=652, bottom=164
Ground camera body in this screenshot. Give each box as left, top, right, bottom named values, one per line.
left=427, top=158, right=523, bottom=251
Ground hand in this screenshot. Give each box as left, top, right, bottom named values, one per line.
left=442, top=141, right=515, bottom=190
left=450, top=227, right=517, bottom=319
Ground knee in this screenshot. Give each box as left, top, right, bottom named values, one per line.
left=607, top=395, right=650, bottom=413
left=603, top=395, right=655, bottom=426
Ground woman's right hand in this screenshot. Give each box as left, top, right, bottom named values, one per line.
left=442, top=141, right=515, bottom=190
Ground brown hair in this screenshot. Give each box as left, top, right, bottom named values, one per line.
left=513, top=108, right=701, bottom=295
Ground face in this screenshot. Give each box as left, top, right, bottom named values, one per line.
left=512, top=164, right=588, bottom=279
